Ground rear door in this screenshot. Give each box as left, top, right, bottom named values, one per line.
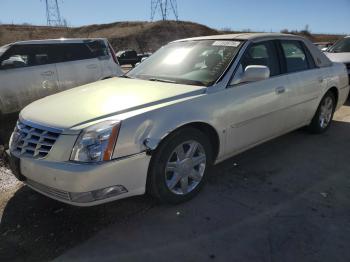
left=279, top=40, right=325, bottom=126
left=0, top=44, right=59, bottom=114
left=55, top=43, right=102, bottom=91
left=86, top=40, right=123, bottom=77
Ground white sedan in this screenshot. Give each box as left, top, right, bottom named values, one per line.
left=8, top=33, right=350, bottom=206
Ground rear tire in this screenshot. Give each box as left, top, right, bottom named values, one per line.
left=307, top=91, right=336, bottom=134
left=147, top=128, right=213, bottom=204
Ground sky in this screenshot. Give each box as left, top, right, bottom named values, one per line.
left=1, top=0, right=350, bottom=34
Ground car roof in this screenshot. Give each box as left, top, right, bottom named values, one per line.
left=173, top=33, right=306, bottom=43
left=10, top=38, right=107, bottom=45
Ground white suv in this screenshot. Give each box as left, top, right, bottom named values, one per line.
left=0, top=38, right=123, bottom=116
left=324, top=36, right=350, bottom=83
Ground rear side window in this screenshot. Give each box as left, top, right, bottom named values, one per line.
left=86, top=40, right=109, bottom=57
left=57, top=44, right=94, bottom=62
left=280, top=41, right=310, bottom=73
left=241, top=41, right=281, bottom=76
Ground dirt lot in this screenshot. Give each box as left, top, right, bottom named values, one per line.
left=1, top=103, right=350, bottom=262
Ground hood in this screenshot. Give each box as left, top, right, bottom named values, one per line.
left=21, top=77, right=206, bottom=129
left=324, top=52, right=350, bottom=63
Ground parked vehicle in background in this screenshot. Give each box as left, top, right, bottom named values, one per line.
left=8, top=33, right=349, bottom=206
left=0, top=38, right=123, bottom=117
left=324, top=36, right=350, bottom=83
left=116, top=50, right=151, bottom=67
left=314, top=42, right=334, bottom=51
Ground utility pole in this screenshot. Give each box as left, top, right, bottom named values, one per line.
left=45, top=0, right=62, bottom=26
left=151, top=0, right=178, bottom=21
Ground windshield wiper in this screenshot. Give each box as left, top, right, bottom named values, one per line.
left=148, top=78, right=176, bottom=83
left=180, top=79, right=206, bottom=86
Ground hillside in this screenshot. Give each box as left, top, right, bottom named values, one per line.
left=0, top=20, right=344, bottom=53
left=0, top=21, right=218, bottom=53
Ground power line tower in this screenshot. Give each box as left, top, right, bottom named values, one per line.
left=151, top=0, right=178, bottom=21
left=45, top=0, right=62, bottom=26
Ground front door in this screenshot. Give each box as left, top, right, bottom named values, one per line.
left=0, top=44, right=59, bottom=114
left=224, top=40, right=291, bottom=155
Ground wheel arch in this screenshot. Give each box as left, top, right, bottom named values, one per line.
left=147, top=121, right=221, bottom=163
left=327, top=86, right=339, bottom=105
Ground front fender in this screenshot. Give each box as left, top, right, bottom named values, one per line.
left=112, top=95, right=224, bottom=159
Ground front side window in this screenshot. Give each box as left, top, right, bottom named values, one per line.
left=0, top=44, right=55, bottom=69
left=240, top=41, right=280, bottom=76
left=0, top=44, right=11, bottom=58
left=328, top=37, right=350, bottom=53
left=127, top=40, right=243, bottom=86
left=0, top=45, right=31, bottom=69
left=86, top=40, right=109, bottom=57
left=280, top=40, right=309, bottom=73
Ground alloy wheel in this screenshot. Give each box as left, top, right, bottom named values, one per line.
left=165, top=140, right=206, bottom=195
left=319, top=96, right=333, bottom=129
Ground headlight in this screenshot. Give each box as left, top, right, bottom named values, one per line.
left=70, top=120, right=121, bottom=163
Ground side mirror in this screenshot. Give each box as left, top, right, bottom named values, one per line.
left=1, top=58, right=26, bottom=69
left=240, top=65, right=270, bottom=83
left=321, top=47, right=328, bottom=52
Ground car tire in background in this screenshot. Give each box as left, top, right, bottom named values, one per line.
left=147, top=127, right=213, bottom=204
left=308, top=91, right=336, bottom=134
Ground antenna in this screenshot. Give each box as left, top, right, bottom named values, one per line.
left=45, top=0, right=62, bottom=26
left=151, top=0, right=178, bottom=21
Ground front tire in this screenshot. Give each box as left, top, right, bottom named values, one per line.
left=147, top=128, right=213, bottom=204
left=308, top=91, right=336, bottom=134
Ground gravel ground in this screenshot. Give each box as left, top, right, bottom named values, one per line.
left=0, top=160, right=20, bottom=193
left=1, top=101, right=350, bottom=262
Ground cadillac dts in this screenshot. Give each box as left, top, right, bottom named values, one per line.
left=8, top=33, right=349, bottom=206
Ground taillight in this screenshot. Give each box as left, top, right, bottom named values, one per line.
left=108, top=43, right=119, bottom=65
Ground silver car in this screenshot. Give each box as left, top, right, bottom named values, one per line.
left=0, top=38, right=123, bottom=116
left=8, top=33, right=349, bottom=206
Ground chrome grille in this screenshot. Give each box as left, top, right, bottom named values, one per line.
left=26, top=179, right=71, bottom=201
left=10, top=121, right=61, bottom=158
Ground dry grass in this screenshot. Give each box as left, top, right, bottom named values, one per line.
left=0, top=20, right=345, bottom=53
left=0, top=21, right=218, bottom=52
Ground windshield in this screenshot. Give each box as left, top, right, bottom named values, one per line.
left=126, top=40, right=243, bottom=86
left=0, top=44, right=11, bottom=57
left=328, top=37, right=350, bottom=53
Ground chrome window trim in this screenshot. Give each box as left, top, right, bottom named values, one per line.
left=226, top=38, right=329, bottom=89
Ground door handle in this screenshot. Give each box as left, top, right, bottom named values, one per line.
left=275, top=86, right=285, bottom=94
left=86, top=64, right=98, bottom=69
left=41, top=71, right=54, bottom=76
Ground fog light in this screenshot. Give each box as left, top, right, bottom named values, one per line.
left=69, top=185, right=128, bottom=203
left=69, top=191, right=95, bottom=203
